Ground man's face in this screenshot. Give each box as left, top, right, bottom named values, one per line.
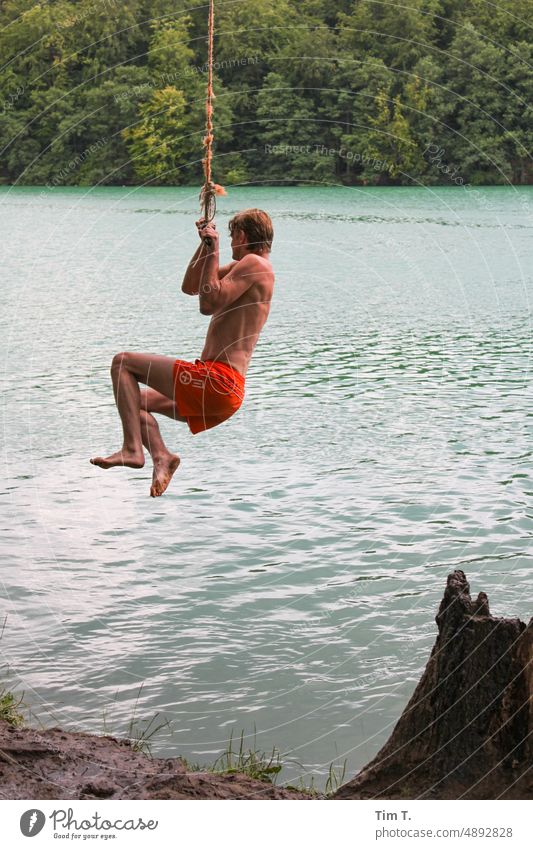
left=231, top=227, right=247, bottom=260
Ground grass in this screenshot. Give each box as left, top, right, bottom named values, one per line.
left=179, top=726, right=347, bottom=797
left=0, top=687, right=25, bottom=727
left=126, top=711, right=172, bottom=756
left=284, top=774, right=321, bottom=797
left=0, top=618, right=25, bottom=728
left=285, top=757, right=347, bottom=798
left=211, top=728, right=283, bottom=783
left=325, top=758, right=347, bottom=795
left=101, top=683, right=172, bottom=756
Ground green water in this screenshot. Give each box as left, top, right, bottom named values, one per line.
left=0, top=185, right=531, bottom=788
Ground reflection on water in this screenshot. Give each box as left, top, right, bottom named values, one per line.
left=0, top=186, right=532, bottom=788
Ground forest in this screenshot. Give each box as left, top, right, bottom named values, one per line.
left=0, top=0, right=531, bottom=187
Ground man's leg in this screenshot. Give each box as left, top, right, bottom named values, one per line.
left=90, top=352, right=178, bottom=470
left=141, top=387, right=186, bottom=422
left=139, top=409, right=181, bottom=497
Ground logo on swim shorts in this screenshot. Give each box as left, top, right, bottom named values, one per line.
left=20, top=809, right=46, bottom=836
left=179, top=370, right=192, bottom=384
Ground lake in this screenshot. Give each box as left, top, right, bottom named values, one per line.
left=0, top=185, right=531, bottom=789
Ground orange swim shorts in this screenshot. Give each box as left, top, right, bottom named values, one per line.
left=172, top=358, right=245, bottom=435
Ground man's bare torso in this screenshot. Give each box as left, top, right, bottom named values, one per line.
left=201, top=254, right=274, bottom=377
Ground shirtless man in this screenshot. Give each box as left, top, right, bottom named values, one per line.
left=90, top=208, right=275, bottom=497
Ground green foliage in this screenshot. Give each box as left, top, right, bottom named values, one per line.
left=178, top=728, right=284, bottom=785
left=285, top=757, right=346, bottom=797
left=338, top=0, right=439, bottom=72
left=126, top=712, right=171, bottom=756
left=285, top=775, right=321, bottom=797
left=123, top=86, right=190, bottom=184
left=100, top=683, right=172, bottom=756
left=428, top=22, right=533, bottom=184
left=0, top=689, right=24, bottom=727
left=256, top=71, right=335, bottom=182
left=0, top=0, right=530, bottom=185
left=210, top=729, right=283, bottom=784
left=180, top=727, right=346, bottom=796
left=216, top=0, right=296, bottom=71
left=148, top=17, right=196, bottom=79
left=325, top=757, right=347, bottom=795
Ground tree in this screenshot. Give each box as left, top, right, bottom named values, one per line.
left=123, top=86, right=192, bottom=184
left=338, top=0, right=439, bottom=72
left=434, top=23, right=521, bottom=184
left=0, top=0, right=530, bottom=185
left=255, top=72, right=335, bottom=183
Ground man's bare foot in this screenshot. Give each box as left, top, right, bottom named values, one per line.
left=150, top=453, right=180, bottom=497
left=90, top=449, right=145, bottom=469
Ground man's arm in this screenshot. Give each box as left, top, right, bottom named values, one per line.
left=218, top=260, right=238, bottom=279
left=181, top=241, right=207, bottom=295
left=198, top=224, right=258, bottom=315
left=182, top=219, right=237, bottom=295
left=200, top=254, right=259, bottom=315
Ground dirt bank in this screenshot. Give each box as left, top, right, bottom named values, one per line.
left=0, top=720, right=311, bottom=799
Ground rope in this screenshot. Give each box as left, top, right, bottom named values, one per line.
left=200, top=0, right=225, bottom=224
left=202, top=0, right=215, bottom=189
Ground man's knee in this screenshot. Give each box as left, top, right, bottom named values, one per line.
left=111, top=351, right=133, bottom=373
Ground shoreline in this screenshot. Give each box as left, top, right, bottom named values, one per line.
left=0, top=719, right=314, bottom=800
left=1, top=183, right=531, bottom=190
left=2, top=571, right=531, bottom=801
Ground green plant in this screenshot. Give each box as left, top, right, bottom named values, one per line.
left=183, top=727, right=345, bottom=796
left=210, top=728, right=283, bottom=784
left=125, top=685, right=171, bottom=755
left=285, top=775, right=321, bottom=798
left=127, top=711, right=171, bottom=755
left=0, top=688, right=24, bottom=727
left=0, top=619, right=25, bottom=728
left=325, top=758, right=347, bottom=795
left=283, top=757, right=346, bottom=798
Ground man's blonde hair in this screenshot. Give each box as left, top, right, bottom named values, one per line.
left=228, top=208, right=273, bottom=253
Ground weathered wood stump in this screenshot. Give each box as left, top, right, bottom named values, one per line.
left=334, top=569, right=532, bottom=800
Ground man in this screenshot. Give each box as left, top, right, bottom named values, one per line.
left=90, top=208, right=275, bottom=497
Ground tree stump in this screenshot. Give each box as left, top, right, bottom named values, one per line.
left=334, top=569, right=532, bottom=799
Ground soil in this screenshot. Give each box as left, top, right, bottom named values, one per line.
left=0, top=720, right=311, bottom=799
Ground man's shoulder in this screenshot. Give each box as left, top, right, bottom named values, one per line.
left=236, top=252, right=274, bottom=280
left=218, top=260, right=238, bottom=280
